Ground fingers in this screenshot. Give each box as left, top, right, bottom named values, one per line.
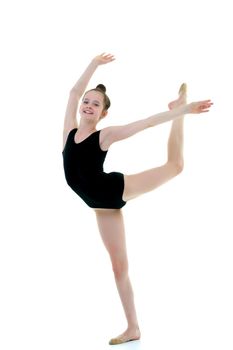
left=200, top=99, right=213, bottom=106
left=202, top=101, right=213, bottom=109
left=94, top=53, right=115, bottom=65
left=201, top=100, right=213, bottom=105
left=198, top=100, right=213, bottom=113
left=200, top=109, right=210, bottom=113
left=100, top=52, right=115, bottom=61
left=189, top=100, right=213, bottom=114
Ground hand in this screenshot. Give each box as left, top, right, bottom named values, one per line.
left=186, top=100, right=213, bottom=114
left=93, top=53, right=115, bottom=65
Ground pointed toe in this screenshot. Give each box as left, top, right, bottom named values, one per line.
left=179, top=82, right=187, bottom=95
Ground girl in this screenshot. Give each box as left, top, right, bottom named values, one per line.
left=62, top=53, right=213, bottom=345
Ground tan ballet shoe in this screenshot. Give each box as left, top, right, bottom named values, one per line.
left=179, top=82, right=187, bottom=95
left=109, top=336, right=140, bottom=345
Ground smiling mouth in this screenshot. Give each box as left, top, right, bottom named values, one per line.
left=83, top=110, right=93, bottom=114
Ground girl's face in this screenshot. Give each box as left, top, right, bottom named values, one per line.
left=79, top=90, right=107, bottom=122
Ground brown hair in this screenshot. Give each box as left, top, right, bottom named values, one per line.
left=85, top=84, right=111, bottom=111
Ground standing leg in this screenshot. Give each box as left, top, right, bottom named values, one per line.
left=94, top=209, right=141, bottom=345
left=123, top=83, right=187, bottom=202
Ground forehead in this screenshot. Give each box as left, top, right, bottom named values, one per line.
left=83, top=90, right=104, bottom=102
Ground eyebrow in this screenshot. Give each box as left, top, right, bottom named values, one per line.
left=83, top=98, right=101, bottom=104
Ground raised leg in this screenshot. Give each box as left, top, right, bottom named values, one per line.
left=94, top=209, right=141, bottom=345
left=123, top=83, right=187, bottom=202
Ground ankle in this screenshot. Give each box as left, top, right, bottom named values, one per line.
left=127, top=324, right=140, bottom=331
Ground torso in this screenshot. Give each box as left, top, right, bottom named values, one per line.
left=65, top=127, right=110, bottom=152
left=62, top=127, right=126, bottom=209
left=73, top=130, right=96, bottom=144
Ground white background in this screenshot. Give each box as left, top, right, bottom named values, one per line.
left=0, top=0, right=232, bottom=349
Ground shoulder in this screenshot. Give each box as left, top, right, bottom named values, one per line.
left=63, top=127, right=77, bottom=151
left=99, top=126, right=115, bottom=151
left=99, top=125, right=127, bottom=150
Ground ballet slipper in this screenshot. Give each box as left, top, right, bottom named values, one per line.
left=179, top=82, right=187, bottom=95
left=109, top=336, right=140, bottom=345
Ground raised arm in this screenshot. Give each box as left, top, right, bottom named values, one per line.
left=63, top=53, right=115, bottom=147
left=70, top=53, right=115, bottom=97
left=104, top=100, right=213, bottom=146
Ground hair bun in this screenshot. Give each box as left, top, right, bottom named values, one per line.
left=96, top=84, right=106, bottom=93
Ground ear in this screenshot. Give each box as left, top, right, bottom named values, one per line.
left=100, top=110, right=108, bottom=120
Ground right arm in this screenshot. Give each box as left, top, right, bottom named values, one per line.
left=63, top=59, right=99, bottom=136
left=63, top=53, right=115, bottom=148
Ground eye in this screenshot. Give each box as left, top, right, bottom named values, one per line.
left=83, top=100, right=88, bottom=104
left=94, top=103, right=100, bottom=107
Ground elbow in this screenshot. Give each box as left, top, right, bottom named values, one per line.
left=70, top=88, right=82, bottom=99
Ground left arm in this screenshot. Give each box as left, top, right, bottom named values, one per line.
left=104, top=100, right=213, bottom=146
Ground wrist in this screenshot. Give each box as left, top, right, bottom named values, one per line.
left=91, top=58, right=99, bottom=68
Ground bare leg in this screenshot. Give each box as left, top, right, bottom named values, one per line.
left=94, top=209, right=141, bottom=345
left=167, top=83, right=186, bottom=167
left=123, top=83, right=187, bottom=202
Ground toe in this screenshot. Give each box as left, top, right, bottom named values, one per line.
left=109, top=335, right=140, bottom=345
left=109, top=337, right=125, bottom=345
left=179, top=83, right=187, bottom=95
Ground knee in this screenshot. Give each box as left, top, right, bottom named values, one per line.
left=168, top=159, right=184, bottom=175
left=112, top=259, right=128, bottom=280
left=176, top=159, right=184, bottom=174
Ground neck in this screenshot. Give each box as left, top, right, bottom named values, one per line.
left=78, top=119, right=97, bottom=133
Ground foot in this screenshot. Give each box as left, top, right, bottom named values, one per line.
left=178, top=82, right=187, bottom=95
left=168, top=83, right=187, bottom=110
left=109, top=327, right=141, bottom=345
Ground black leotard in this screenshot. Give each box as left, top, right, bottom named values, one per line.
left=62, top=128, right=126, bottom=209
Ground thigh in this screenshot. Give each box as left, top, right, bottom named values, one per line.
left=123, top=162, right=179, bottom=201
left=94, top=209, right=128, bottom=264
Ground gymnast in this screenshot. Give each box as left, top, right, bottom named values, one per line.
left=62, top=53, right=213, bottom=345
